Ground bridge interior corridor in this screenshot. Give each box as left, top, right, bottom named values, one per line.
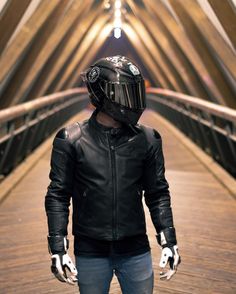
left=0, top=109, right=235, bottom=294
left=0, top=0, right=236, bottom=293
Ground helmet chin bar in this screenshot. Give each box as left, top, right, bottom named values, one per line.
left=101, top=98, right=144, bottom=125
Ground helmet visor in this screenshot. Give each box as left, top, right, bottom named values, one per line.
left=103, top=80, right=146, bottom=110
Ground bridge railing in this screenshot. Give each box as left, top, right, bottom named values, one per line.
left=1, top=87, right=235, bottom=180
left=146, top=88, right=236, bottom=178
left=0, top=88, right=88, bottom=179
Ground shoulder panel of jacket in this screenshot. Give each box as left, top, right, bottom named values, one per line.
left=55, top=122, right=81, bottom=144
left=138, top=124, right=161, bottom=145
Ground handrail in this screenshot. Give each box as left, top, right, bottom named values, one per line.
left=0, top=88, right=87, bottom=124
left=0, top=88, right=88, bottom=179
left=147, top=88, right=236, bottom=123
left=1, top=86, right=235, bottom=179
left=146, top=88, right=236, bottom=178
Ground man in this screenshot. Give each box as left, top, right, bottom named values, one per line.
left=45, top=55, right=180, bottom=294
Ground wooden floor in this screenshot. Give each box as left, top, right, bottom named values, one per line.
left=0, top=109, right=236, bottom=294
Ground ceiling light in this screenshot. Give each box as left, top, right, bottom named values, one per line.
left=114, top=27, right=121, bottom=39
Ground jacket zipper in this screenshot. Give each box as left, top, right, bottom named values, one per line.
left=107, top=133, right=118, bottom=240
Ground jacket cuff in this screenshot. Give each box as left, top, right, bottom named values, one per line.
left=47, top=236, right=69, bottom=255
left=156, top=227, right=177, bottom=248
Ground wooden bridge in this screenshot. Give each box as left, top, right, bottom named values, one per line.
left=1, top=109, right=235, bottom=294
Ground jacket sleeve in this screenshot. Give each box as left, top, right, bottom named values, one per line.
left=142, top=127, right=175, bottom=239
left=45, top=128, right=76, bottom=238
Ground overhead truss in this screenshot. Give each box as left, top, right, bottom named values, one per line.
left=0, top=0, right=235, bottom=109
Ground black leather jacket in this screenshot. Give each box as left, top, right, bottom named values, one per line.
left=45, top=110, right=175, bottom=244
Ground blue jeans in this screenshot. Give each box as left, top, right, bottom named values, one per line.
left=75, top=251, right=154, bottom=294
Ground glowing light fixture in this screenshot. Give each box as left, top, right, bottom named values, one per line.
left=114, top=27, right=121, bottom=39
left=115, top=10, right=121, bottom=18
left=113, top=0, right=122, bottom=39
left=115, top=0, right=121, bottom=9
left=114, top=18, right=122, bottom=28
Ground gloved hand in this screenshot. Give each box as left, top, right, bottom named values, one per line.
left=159, top=245, right=180, bottom=280
left=48, top=236, right=78, bottom=285
left=157, top=227, right=181, bottom=281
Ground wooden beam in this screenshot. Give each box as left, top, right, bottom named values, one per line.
left=26, top=3, right=101, bottom=100
left=7, top=0, right=90, bottom=106
left=144, top=0, right=227, bottom=106
left=208, top=0, right=236, bottom=49
left=0, top=0, right=71, bottom=109
left=181, top=0, right=236, bottom=79
left=127, top=14, right=184, bottom=92
left=122, top=23, right=166, bottom=87
left=127, top=0, right=210, bottom=99
left=0, top=0, right=31, bottom=54
left=53, top=14, right=111, bottom=93
left=64, top=22, right=164, bottom=90
left=168, top=0, right=236, bottom=108
left=65, top=24, right=113, bottom=89
left=0, top=1, right=61, bottom=87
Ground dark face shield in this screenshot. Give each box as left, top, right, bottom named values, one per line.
left=102, top=80, right=146, bottom=110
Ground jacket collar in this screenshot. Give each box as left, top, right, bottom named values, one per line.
left=88, top=109, right=140, bottom=137
left=89, top=109, right=124, bottom=135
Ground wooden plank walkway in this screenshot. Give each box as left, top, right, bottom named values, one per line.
left=0, top=109, right=236, bottom=294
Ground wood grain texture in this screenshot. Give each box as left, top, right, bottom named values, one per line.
left=53, top=15, right=110, bottom=93
left=127, top=1, right=210, bottom=99
left=144, top=0, right=227, bottom=106
left=26, top=3, right=99, bottom=99
left=168, top=0, right=236, bottom=108
left=0, top=109, right=235, bottom=294
left=123, top=24, right=165, bottom=87
left=0, top=0, right=61, bottom=85
left=208, top=0, right=236, bottom=49
left=127, top=15, right=184, bottom=92
left=0, top=0, right=31, bottom=54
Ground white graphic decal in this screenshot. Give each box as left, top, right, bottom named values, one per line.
left=129, top=64, right=140, bottom=75
left=88, top=67, right=100, bottom=82
left=105, top=56, right=127, bottom=67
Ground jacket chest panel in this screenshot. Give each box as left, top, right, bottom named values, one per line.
left=75, top=139, right=111, bottom=179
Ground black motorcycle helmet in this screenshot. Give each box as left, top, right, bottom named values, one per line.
left=81, top=56, right=146, bottom=125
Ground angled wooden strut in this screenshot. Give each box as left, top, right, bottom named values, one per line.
left=66, top=24, right=114, bottom=89
left=28, top=3, right=102, bottom=99
left=127, top=14, right=184, bottom=93
left=0, top=0, right=71, bottom=109
left=179, top=0, right=236, bottom=79
left=127, top=0, right=210, bottom=99
left=53, top=14, right=111, bottom=93
left=6, top=0, right=90, bottom=107
left=168, top=0, right=236, bottom=108
left=123, top=23, right=164, bottom=87
left=144, top=0, right=226, bottom=106
left=0, top=0, right=31, bottom=54
left=208, top=0, right=236, bottom=50
left=65, top=20, right=164, bottom=90
left=0, top=0, right=61, bottom=89
left=127, top=2, right=190, bottom=94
